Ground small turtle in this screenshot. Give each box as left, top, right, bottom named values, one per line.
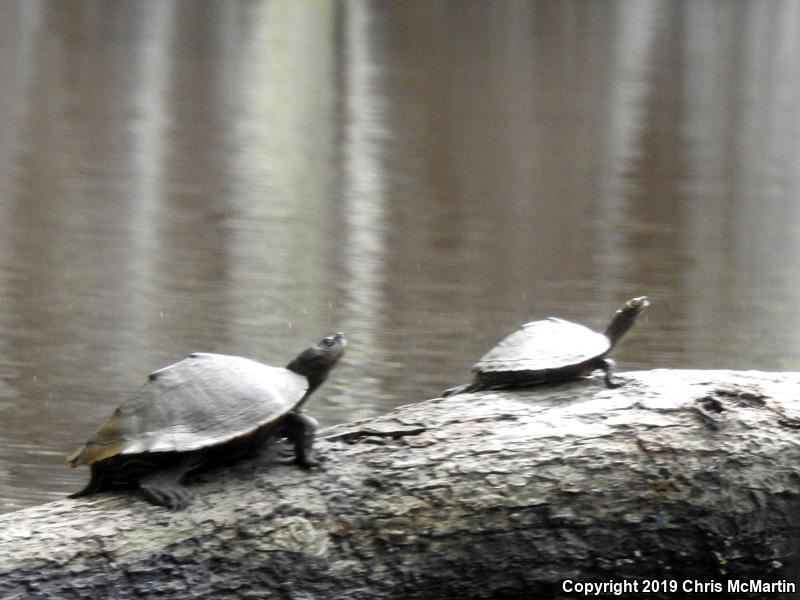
left=444, top=297, right=649, bottom=395
left=67, top=333, right=347, bottom=509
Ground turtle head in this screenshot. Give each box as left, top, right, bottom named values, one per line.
left=287, top=333, right=347, bottom=393
left=605, top=296, right=649, bottom=347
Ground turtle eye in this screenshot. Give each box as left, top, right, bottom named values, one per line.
left=322, top=337, right=335, bottom=347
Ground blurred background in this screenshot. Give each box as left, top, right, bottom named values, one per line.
left=1, top=0, right=799, bottom=512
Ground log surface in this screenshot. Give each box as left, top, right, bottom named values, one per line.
left=3, top=370, right=800, bottom=599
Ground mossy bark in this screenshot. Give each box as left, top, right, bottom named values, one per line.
left=2, top=370, right=800, bottom=599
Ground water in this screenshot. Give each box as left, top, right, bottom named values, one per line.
left=1, top=0, right=800, bottom=513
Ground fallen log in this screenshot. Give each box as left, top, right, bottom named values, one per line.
left=2, top=370, right=800, bottom=599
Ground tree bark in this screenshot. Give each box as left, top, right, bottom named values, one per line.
left=2, top=370, right=800, bottom=599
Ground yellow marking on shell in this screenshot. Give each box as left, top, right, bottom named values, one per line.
left=67, top=441, right=125, bottom=468
left=67, top=411, right=127, bottom=467
left=66, top=448, right=81, bottom=467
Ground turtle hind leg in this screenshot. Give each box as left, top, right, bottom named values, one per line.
left=281, top=411, right=318, bottom=469
left=138, top=456, right=198, bottom=510
left=599, top=358, right=623, bottom=388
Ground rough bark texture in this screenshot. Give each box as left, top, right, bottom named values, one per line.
left=3, top=370, right=800, bottom=599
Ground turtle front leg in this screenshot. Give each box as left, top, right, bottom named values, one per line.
left=599, top=358, right=623, bottom=388
left=281, top=411, right=319, bottom=469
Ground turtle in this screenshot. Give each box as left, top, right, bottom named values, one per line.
left=443, top=297, right=649, bottom=395
left=67, top=332, right=347, bottom=509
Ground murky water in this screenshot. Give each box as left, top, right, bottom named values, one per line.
left=2, top=0, right=800, bottom=513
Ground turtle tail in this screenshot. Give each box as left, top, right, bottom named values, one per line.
left=68, top=464, right=106, bottom=499
left=68, top=485, right=95, bottom=499
left=441, top=383, right=480, bottom=397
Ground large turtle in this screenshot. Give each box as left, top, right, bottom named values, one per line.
left=444, top=297, right=649, bottom=395
left=67, top=332, right=347, bottom=509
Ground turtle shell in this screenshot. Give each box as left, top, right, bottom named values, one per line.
left=473, top=318, right=610, bottom=374
left=67, top=353, right=308, bottom=468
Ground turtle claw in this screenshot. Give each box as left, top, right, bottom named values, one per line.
left=167, top=489, right=192, bottom=510
left=139, top=458, right=195, bottom=510
left=277, top=454, right=322, bottom=470
left=297, top=453, right=327, bottom=470
left=141, top=483, right=192, bottom=510
left=600, top=358, right=623, bottom=388
left=295, top=458, right=317, bottom=470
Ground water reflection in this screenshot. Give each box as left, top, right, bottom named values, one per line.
left=337, top=0, right=389, bottom=421
left=1, top=0, right=800, bottom=512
